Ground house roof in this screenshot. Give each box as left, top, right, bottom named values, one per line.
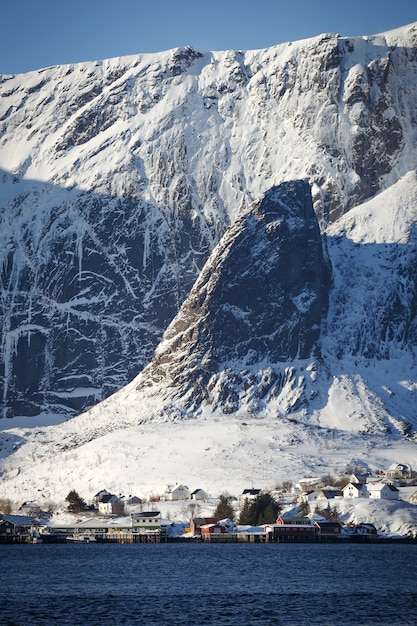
left=320, top=489, right=342, bottom=498
left=358, top=523, right=377, bottom=530
left=279, top=516, right=311, bottom=523
left=241, top=489, right=261, bottom=496
left=99, top=494, right=117, bottom=503
left=1, top=514, right=41, bottom=527
left=343, top=482, right=366, bottom=491
left=388, top=462, right=411, bottom=472
left=367, top=482, right=399, bottom=492
left=133, top=511, right=161, bottom=518
left=314, top=521, right=342, bottom=529
left=191, top=517, right=217, bottom=525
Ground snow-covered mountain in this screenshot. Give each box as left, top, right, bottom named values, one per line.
left=0, top=171, right=416, bottom=504
left=0, top=23, right=417, bottom=504
left=1, top=22, right=417, bottom=421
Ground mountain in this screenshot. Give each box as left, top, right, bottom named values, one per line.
left=0, top=172, right=416, bottom=503
left=1, top=22, right=417, bottom=422
left=0, top=24, right=417, bottom=503
left=135, top=180, right=330, bottom=415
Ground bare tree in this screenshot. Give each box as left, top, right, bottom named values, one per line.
left=0, top=498, right=13, bottom=514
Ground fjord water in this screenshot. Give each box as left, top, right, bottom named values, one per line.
left=1, top=543, right=416, bottom=625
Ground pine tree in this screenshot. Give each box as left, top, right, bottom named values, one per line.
left=214, top=494, right=235, bottom=522
left=239, top=493, right=281, bottom=525
left=252, top=493, right=281, bottom=524
left=65, top=489, right=86, bottom=513
left=239, top=498, right=255, bottom=525
left=298, top=499, right=310, bottom=517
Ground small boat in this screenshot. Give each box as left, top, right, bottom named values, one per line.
left=66, top=534, right=97, bottom=543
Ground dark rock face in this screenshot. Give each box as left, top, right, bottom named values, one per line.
left=138, top=181, right=330, bottom=412
left=0, top=183, right=211, bottom=419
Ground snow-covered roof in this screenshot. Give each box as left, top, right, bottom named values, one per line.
left=0, top=514, right=42, bottom=526
left=388, top=462, right=411, bottom=472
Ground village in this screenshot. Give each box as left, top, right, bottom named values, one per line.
left=1, top=462, right=417, bottom=544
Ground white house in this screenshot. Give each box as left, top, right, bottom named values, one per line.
left=295, top=478, right=321, bottom=493
left=131, top=511, right=161, bottom=531
left=239, top=489, right=261, bottom=506
left=98, top=494, right=124, bottom=515
left=342, top=483, right=368, bottom=498
left=301, top=491, right=319, bottom=504
left=343, top=481, right=399, bottom=500
left=301, top=488, right=342, bottom=504
left=348, top=473, right=369, bottom=484
left=93, top=489, right=111, bottom=508
left=20, top=502, right=41, bottom=516
left=164, top=485, right=190, bottom=501
left=386, top=463, right=412, bottom=480
left=366, top=483, right=399, bottom=500
left=190, top=489, right=208, bottom=501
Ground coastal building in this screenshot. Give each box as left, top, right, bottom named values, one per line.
left=201, top=522, right=227, bottom=537
left=314, top=521, right=342, bottom=538
left=190, top=517, right=218, bottom=536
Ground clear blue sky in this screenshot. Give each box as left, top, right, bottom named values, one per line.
left=1, top=0, right=416, bottom=74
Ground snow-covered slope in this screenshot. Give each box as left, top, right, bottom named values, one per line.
left=1, top=22, right=417, bottom=420
left=0, top=174, right=416, bottom=506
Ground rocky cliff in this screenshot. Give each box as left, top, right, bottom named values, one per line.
left=1, top=22, right=417, bottom=421
left=138, top=181, right=330, bottom=414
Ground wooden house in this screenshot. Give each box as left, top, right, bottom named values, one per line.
left=386, top=463, right=412, bottom=480
left=314, top=521, right=342, bottom=538
left=366, top=483, right=399, bottom=500
left=0, top=515, right=43, bottom=541
left=264, top=522, right=316, bottom=541
left=342, top=483, right=368, bottom=498
left=190, top=517, right=218, bottom=536
left=355, top=523, right=378, bottom=537
left=201, top=522, right=227, bottom=536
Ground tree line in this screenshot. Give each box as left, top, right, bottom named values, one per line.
left=214, top=492, right=281, bottom=525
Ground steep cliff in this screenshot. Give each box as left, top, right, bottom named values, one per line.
left=138, top=181, right=330, bottom=413
left=1, top=23, right=417, bottom=420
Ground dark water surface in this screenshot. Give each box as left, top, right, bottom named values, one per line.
left=1, top=542, right=416, bottom=625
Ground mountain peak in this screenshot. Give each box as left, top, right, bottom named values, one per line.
left=136, top=181, right=329, bottom=413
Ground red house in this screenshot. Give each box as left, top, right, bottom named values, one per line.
left=201, top=523, right=227, bottom=536
left=265, top=524, right=316, bottom=540
left=314, top=521, right=342, bottom=538
left=190, top=517, right=218, bottom=536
